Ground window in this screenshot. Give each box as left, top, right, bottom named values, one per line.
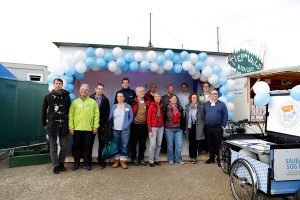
left=27, top=73, right=43, bottom=83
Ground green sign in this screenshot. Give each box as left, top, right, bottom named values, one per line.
left=228, top=49, right=263, bottom=74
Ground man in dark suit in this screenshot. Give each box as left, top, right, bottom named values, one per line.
left=90, top=83, right=110, bottom=169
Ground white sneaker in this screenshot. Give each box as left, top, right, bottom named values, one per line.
left=178, top=161, right=186, bottom=165
left=169, top=161, right=174, bottom=164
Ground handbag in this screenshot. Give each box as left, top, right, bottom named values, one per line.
left=102, top=138, right=118, bottom=160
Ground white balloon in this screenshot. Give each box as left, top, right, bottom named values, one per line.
left=220, top=66, right=231, bottom=77
left=51, top=64, right=65, bottom=74
left=63, top=54, right=75, bottom=65
left=75, top=51, right=86, bottom=62
left=188, top=67, right=197, bottom=76
left=157, top=67, right=165, bottom=75
left=112, top=47, right=123, bottom=58
left=61, top=78, right=67, bottom=88
left=48, top=84, right=54, bottom=92
left=75, top=61, right=87, bottom=73
left=218, top=96, right=228, bottom=104
left=192, top=71, right=201, bottom=80
left=226, top=79, right=236, bottom=91
left=163, top=60, right=173, bottom=70
left=208, top=74, right=219, bottom=85
left=146, top=51, right=157, bottom=62
left=205, top=57, right=215, bottom=66
left=134, top=52, right=143, bottom=62
left=253, top=81, right=270, bottom=94
left=182, top=61, right=192, bottom=71
left=95, top=48, right=105, bottom=57
left=150, top=62, right=159, bottom=72
left=189, top=53, right=198, bottom=64
left=200, top=73, right=208, bottom=82
left=108, top=61, right=118, bottom=72
left=113, top=67, right=122, bottom=75
left=202, top=66, right=213, bottom=77
left=226, top=102, right=235, bottom=112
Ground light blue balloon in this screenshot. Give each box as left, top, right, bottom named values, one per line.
left=64, top=75, right=73, bottom=84
left=95, top=57, right=106, bottom=68
left=123, top=63, right=130, bottom=72
left=195, top=61, right=204, bottom=70
left=179, top=51, right=189, bottom=62
left=290, top=85, right=300, bottom=101
left=226, top=92, right=236, bottom=101
left=218, top=76, right=227, bottom=85
left=74, top=72, right=85, bottom=80
left=129, top=61, right=139, bottom=71
left=157, top=55, right=166, bottom=66
left=212, top=65, right=222, bottom=74
left=228, top=112, right=234, bottom=120
left=86, top=47, right=95, bottom=57
left=64, top=64, right=75, bottom=76
left=86, top=57, right=95, bottom=68
left=69, top=93, right=76, bottom=102
left=164, top=50, right=174, bottom=60
left=65, top=84, right=74, bottom=93
left=47, top=74, right=60, bottom=84
left=125, top=53, right=134, bottom=62
left=116, top=58, right=126, bottom=68
left=174, top=64, right=182, bottom=73
left=140, top=60, right=150, bottom=71
left=198, top=52, right=208, bottom=61
left=104, top=52, right=113, bottom=62
left=172, top=54, right=180, bottom=64
left=254, top=93, right=270, bottom=106
left=219, top=85, right=228, bottom=95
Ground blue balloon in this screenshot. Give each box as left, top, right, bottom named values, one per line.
left=290, top=85, right=300, bottom=101
left=125, top=53, right=134, bottom=62
left=172, top=54, right=180, bottom=64
left=122, top=63, right=130, bottom=72
left=219, top=85, right=228, bottom=95
left=218, top=76, right=227, bottom=85
left=174, top=64, right=182, bottom=73
left=47, top=74, right=60, bottom=84
left=179, top=51, right=189, bottom=62
left=64, top=64, right=75, bottom=76
left=254, top=93, right=270, bottom=106
left=164, top=50, right=174, bottom=60
left=104, top=52, right=113, bottom=62
left=116, top=58, right=126, bottom=68
left=65, top=84, right=75, bottom=93
left=74, top=72, right=85, bottom=80
left=140, top=60, right=150, bottom=71
left=157, top=54, right=166, bottom=66
left=195, top=61, right=204, bottom=70
left=86, top=57, right=95, bottom=68
left=226, top=92, right=236, bottom=101
left=129, top=61, right=139, bottom=71
left=64, top=75, right=73, bottom=84
left=198, top=52, right=208, bottom=61
left=228, top=112, right=234, bottom=120
left=86, top=47, right=95, bottom=57
left=69, top=93, right=76, bottom=102
left=212, top=65, right=222, bottom=74
left=95, top=57, right=106, bottom=68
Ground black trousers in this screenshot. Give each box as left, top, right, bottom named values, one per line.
left=130, top=123, right=148, bottom=161
left=91, top=128, right=105, bottom=164
left=188, top=124, right=198, bottom=159
left=72, top=131, right=93, bottom=167
left=205, top=126, right=223, bottom=160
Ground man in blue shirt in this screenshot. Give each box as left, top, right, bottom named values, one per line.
left=204, top=89, right=228, bottom=166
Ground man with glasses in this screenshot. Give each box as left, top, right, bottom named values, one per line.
left=204, top=89, right=228, bottom=166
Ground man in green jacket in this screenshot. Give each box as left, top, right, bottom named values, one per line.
left=69, top=84, right=99, bottom=171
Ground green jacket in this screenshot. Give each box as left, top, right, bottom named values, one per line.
left=69, top=97, right=100, bottom=131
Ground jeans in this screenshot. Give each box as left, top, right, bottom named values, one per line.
left=149, top=127, right=164, bottom=164
left=72, top=131, right=94, bottom=167
left=164, top=128, right=183, bottom=163
left=113, top=129, right=130, bottom=161
left=48, top=134, right=68, bottom=167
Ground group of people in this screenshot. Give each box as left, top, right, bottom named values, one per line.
left=42, top=78, right=228, bottom=174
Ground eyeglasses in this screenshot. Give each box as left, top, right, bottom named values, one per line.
left=211, top=93, right=218, bottom=95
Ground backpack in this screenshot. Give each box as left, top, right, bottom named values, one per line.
left=101, top=118, right=118, bottom=161
left=101, top=118, right=114, bottom=144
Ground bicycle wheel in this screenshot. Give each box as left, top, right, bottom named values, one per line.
left=219, top=143, right=231, bottom=173
left=230, top=159, right=258, bottom=200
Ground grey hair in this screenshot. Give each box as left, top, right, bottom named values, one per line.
left=80, top=83, right=89, bottom=90
left=135, top=86, right=145, bottom=95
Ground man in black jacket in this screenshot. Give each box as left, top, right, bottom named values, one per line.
left=114, top=78, right=136, bottom=105
left=42, top=78, right=71, bottom=174
left=90, top=83, right=110, bottom=169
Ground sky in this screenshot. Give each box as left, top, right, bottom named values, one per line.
left=0, top=0, right=299, bottom=69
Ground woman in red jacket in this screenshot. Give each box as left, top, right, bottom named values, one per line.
left=147, top=92, right=164, bottom=167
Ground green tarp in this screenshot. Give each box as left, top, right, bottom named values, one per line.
left=0, top=78, right=48, bottom=149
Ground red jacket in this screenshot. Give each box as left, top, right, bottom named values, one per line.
left=131, top=97, right=151, bottom=118
left=145, top=90, right=154, bottom=102
left=147, top=101, right=164, bottom=132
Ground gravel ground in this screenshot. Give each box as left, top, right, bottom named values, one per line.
left=0, top=154, right=236, bottom=200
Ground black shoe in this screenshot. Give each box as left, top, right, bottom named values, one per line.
left=154, top=161, right=161, bottom=166
left=53, top=166, right=60, bottom=174
left=205, top=158, right=215, bottom=164
left=59, top=162, right=67, bottom=172
left=139, top=160, right=146, bottom=166
left=99, top=162, right=106, bottom=169
left=83, top=165, right=92, bottom=171
left=217, top=161, right=221, bottom=167
left=132, top=159, right=139, bottom=166
left=72, top=163, right=80, bottom=171
left=149, top=163, right=155, bottom=167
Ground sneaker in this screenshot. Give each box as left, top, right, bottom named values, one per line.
left=154, top=161, right=161, bottom=166
left=178, top=161, right=186, bottom=165
left=72, top=163, right=80, bottom=171
left=53, top=166, right=60, bottom=174
left=169, top=161, right=174, bottom=165
left=149, top=163, right=155, bottom=167
left=191, top=158, right=196, bottom=164
left=205, top=158, right=215, bottom=164
left=59, top=163, right=67, bottom=172
left=139, top=160, right=146, bottom=166
left=132, top=159, right=139, bottom=166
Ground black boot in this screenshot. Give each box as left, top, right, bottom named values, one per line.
left=59, top=162, right=67, bottom=172
left=53, top=166, right=60, bottom=174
